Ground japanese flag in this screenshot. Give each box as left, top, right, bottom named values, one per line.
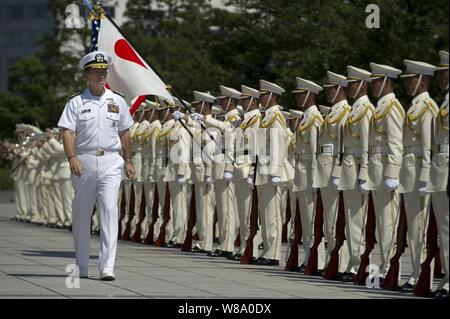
left=97, top=16, right=174, bottom=112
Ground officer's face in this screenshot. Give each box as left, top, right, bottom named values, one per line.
left=294, top=92, right=307, bottom=109
left=344, top=81, right=359, bottom=98
left=325, top=86, right=338, bottom=104
left=218, top=98, right=228, bottom=109
left=370, top=77, right=383, bottom=97
left=403, top=75, right=420, bottom=96
left=436, top=69, right=449, bottom=90
left=85, top=68, right=108, bottom=88
left=259, top=92, right=270, bottom=107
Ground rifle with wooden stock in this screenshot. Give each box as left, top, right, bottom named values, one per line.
left=323, top=191, right=346, bottom=280
left=121, top=185, right=135, bottom=241
left=304, top=190, right=324, bottom=276
left=154, top=184, right=171, bottom=247
left=181, top=186, right=196, bottom=251
left=285, top=198, right=302, bottom=271
left=354, top=191, right=376, bottom=285
left=282, top=192, right=292, bottom=243
left=414, top=204, right=439, bottom=297
left=382, top=193, right=407, bottom=290
left=143, top=186, right=159, bottom=245
left=241, top=184, right=258, bottom=264
left=131, top=191, right=146, bottom=243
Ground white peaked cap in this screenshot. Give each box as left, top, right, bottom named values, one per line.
left=367, top=63, right=402, bottom=82
left=173, top=97, right=191, bottom=109
left=437, top=51, right=449, bottom=70
left=281, top=110, right=293, bottom=119
left=292, top=77, right=323, bottom=95
left=217, top=85, right=242, bottom=99
left=259, top=79, right=285, bottom=95
left=400, top=60, right=436, bottom=78
left=289, top=109, right=304, bottom=119
left=212, top=105, right=224, bottom=115
left=240, top=85, right=260, bottom=99
left=318, top=105, right=331, bottom=114
left=193, top=91, right=216, bottom=104
left=346, top=65, right=372, bottom=83
left=323, top=71, right=348, bottom=88
left=78, top=50, right=112, bottom=70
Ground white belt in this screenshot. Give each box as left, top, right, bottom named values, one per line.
left=343, top=147, right=362, bottom=156
left=403, top=145, right=423, bottom=156
left=295, top=153, right=313, bottom=161
left=368, top=145, right=388, bottom=154
left=437, top=144, right=449, bottom=154
left=318, top=144, right=336, bottom=156
left=76, top=148, right=119, bottom=156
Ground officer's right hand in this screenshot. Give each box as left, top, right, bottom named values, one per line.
left=69, top=157, right=83, bottom=177
left=247, top=175, right=254, bottom=190
left=176, top=174, right=186, bottom=184
left=172, top=111, right=184, bottom=121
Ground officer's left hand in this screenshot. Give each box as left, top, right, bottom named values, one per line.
left=271, top=176, right=282, bottom=186
left=125, top=162, right=135, bottom=179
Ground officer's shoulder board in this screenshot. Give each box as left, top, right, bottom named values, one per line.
left=112, top=90, right=125, bottom=98
left=69, top=92, right=81, bottom=100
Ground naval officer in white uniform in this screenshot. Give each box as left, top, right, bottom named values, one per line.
left=58, top=51, right=135, bottom=281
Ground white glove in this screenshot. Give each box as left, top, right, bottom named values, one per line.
left=192, top=112, right=204, bottom=121
left=332, top=177, right=340, bottom=188
left=172, top=111, right=184, bottom=121
left=417, top=181, right=427, bottom=196
left=247, top=175, right=254, bottom=190
left=176, top=174, right=186, bottom=184
left=205, top=175, right=212, bottom=186
left=148, top=176, right=155, bottom=183
left=271, top=176, right=282, bottom=186
left=359, top=180, right=369, bottom=193
left=223, top=171, right=233, bottom=181
left=384, top=178, right=399, bottom=191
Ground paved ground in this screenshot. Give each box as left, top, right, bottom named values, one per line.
left=0, top=202, right=437, bottom=299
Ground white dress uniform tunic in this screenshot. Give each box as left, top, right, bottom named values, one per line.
left=58, top=87, right=134, bottom=274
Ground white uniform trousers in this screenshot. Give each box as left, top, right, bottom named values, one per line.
left=14, top=180, right=27, bottom=219
left=193, top=182, right=214, bottom=251
left=51, top=182, right=67, bottom=226
left=46, top=183, right=59, bottom=225
left=130, top=181, right=143, bottom=237
left=169, top=181, right=188, bottom=245
left=61, top=179, right=73, bottom=226
left=296, top=189, right=326, bottom=269
left=371, top=189, right=400, bottom=277
left=257, top=183, right=282, bottom=261
left=27, top=183, right=40, bottom=223
left=71, top=153, right=123, bottom=273
left=141, top=180, right=155, bottom=239
left=214, top=180, right=236, bottom=253
left=38, top=183, right=49, bottom=224
left=120, top=179, right=133, bottom=237
left=235, top=179, right=259, bottom=257
left=403, top=192, right=430, bottom=285
left=432, top=191, right=449, bottom=291
left=342, top=189, right=368, bottom=273
left=320, top=184, right=349, bottom=272
left=153, top=177, right=173, bottom=241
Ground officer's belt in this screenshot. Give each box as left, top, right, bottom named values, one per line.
left=343, top=147, right=362, bottom=156
left=318, top=144, right=337, bottom=156
left=76, top=148, right=118, bottom=156
left=368, top=145, right=388, bottom=155
left=295, top=153, right=313, bottom=161
left=403, top=145, right=423, bottom=156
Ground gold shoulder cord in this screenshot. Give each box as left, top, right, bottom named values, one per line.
left=346, top=104, right=373, bottom=140
left=298, top=115, right=322, bottom=144
left=324, top=107, right=349, bottom=140
left=405, top=101, right=436, bottom=137
left=226, top=114, right=239, bottom=123
left=261, top=112, right=286, bottom=129
left=240, top=115, right=261, bottom=131
left=439, top=106, right=449, bottom=131
left=371, top=100, right=403, bottom=135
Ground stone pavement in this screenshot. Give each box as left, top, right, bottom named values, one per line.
left=0, top=203, right=435, bottom=299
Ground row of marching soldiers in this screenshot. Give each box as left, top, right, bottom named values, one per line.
left=117, top=51, right=449, bottom=299
left=1, top=125, right=75, bottom=229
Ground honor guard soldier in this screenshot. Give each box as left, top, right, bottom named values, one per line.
left=291, top=77, right=326, bottom=272
left=58, top=51, right=135, bottom=280
left=339, top=66, right=375, bottom=281
left=398, top=59, right=439, bottom=293
left=255, top=80, right=294, bottom=266
left=191, top=85, right=241, bottom=257
left=365, top=62, right=405, bottom=281
left=314, top=71, right=351, bottom=274
left=428, top=51, right=449, bottom=299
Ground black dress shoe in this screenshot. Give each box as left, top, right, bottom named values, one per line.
left=172, top=243, right=182, bottom=248
left=227, top=253, right=241, bottom=261
left=311, top=269, right=324, bottom=277
left=208, top=249, right=223, bottom=257
left=190, top=246, right=207, bottom=253
left=430, top=289, right=449, bottom=299
left=341, top=273, right=355, bottom=282
left=399, top=283, right=414, bottom=293
left=296, top=264, right=306, bottom=273
left=255, top=258, right=279, bottom=266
